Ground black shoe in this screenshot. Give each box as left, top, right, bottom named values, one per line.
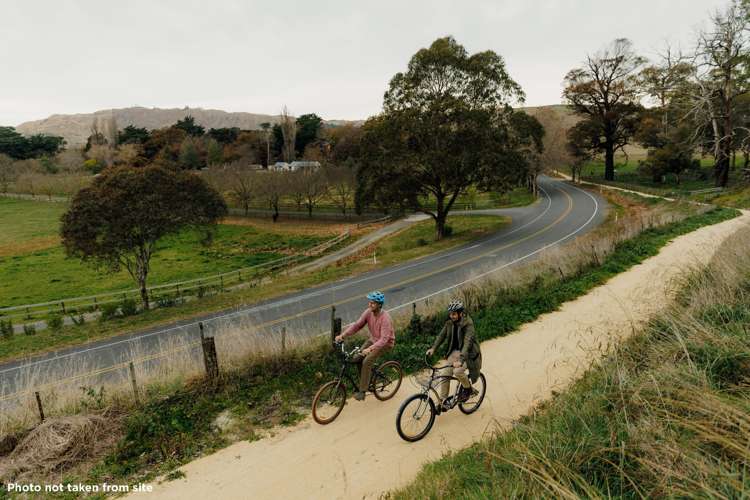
left=457, top=386, right=472, bottom=403
left=354, top=391, right=365, bottom=401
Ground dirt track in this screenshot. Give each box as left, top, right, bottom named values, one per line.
left=134, top=212, right=749, bottom=500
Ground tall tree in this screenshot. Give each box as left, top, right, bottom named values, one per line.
left=174, top=115, right=206, bottom=136
left=61, top=166, right=227, bottom=309
left=118, top=125, right=150, bottom=145
left=357, top=37, right=532, bottom=239
left=259, top=122, right=272, bottom=167
left=689, top=0, right=749, bottom=187
left=279, top=106, right=297, bottom=162
left=563, top=38, right=646, bottom=181
left=295, top=113, right=323, bottom=157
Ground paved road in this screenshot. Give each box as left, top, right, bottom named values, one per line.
left=0, top=176, right=606, bottom=410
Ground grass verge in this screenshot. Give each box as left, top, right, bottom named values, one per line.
left=391, top=214, right=750, bottom=499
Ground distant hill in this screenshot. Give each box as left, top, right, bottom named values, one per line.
left=15, top=107, right=365, bottom=146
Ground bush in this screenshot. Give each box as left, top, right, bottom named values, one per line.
left=68, top=310, right=86, bottom=326
left=155, top=294, right=177, bottom=309
left=443, top=225, right=453, bottom=237
left=23, top=324, right=37, bottom=336
left=83, top=158, right=104, bottom=174
left=120, top=298, right=138, bottom=317
left=0, top=320, right=13, bottom=340
left=416, top=238, right=428, bottom=246
left=99, top=302, right=120, bottom=322
left=47, top=314, right=64, bottom=332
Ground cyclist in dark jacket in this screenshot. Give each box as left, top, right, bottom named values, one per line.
left=426, top=299, right=482, bottom=404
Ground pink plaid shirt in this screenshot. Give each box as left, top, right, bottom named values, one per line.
left=341, top=308, right=395, bottom=350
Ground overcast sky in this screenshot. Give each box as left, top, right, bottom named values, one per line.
left=1, top=0, right=728, bottom=126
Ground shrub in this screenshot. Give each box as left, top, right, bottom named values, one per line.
left=47, top=314, right=64, bottom=332
left=99, top=302, right=120, bottom=322
left=443, top=225, right=453, bottom=237
left=155, top=294, right=177, bottom=309
left=0, top=320, right=13, bottom=340
left=416, top=238, right=428, bottom=246
left=120, top=298, right=139, bottom=317
left=68, top=310, right=86, bottom=326
left=23, top=324, right=37, bottom=336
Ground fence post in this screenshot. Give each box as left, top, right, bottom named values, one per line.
left=129, top=362, right=140, bottom=404
left=220, top=276, right=224, bottom=292
left=60, top=301, right=66, bottom=314
left=412, top=302, right=417, bottom=317
left=281, top=327, right=286, bottom=354
left=35, top=391, right=44, bottom=422
left=199, top=322, right=219, bottom=381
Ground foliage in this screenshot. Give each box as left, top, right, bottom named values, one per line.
left=358, top=37, right=538, bottom=240
left=118, top=125, right=150, bottom=145
left=208, top=127, right=240, bottom=144
left=178, top=138, right=202, bottom=170
left=0, top=320, right=12, bottom=340
left=60, top=166, right=227, bottom=309
left=295, top=113, right=323, bottom=156
left=22, top=324, right=36, bottom=336
left=174, top=115, right=205, bottom=137
left=0, top=127, right=65, bottom=160
left=120, top=298, right=138, bottom=317
left=47, top=314, right=64, bottom=332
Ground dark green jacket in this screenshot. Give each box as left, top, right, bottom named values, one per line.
left=431, top=314, right=482, bottom=382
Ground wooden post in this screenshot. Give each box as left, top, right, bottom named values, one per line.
left=129, top=362, right=140, bottom=403
left=35, top=391, right=44, bottom=422
left=412, top=302, right=417, bottom=317
left=93, top=297, right=98, bottom=310
left=281, top=327, right=286, bottom=354
left=199, top=323, right=219, bottom=380
left=60, top=301, right=66, bottom=314
left=220, top=276, right=224, bottom=292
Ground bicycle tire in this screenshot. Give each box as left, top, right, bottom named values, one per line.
left=459, top=373, right=486, bottom=415
left=372, top=361, right=403, bottom=401
left=396, top=393, right=436, bottom=442
left=312, top=380, right=347, bottom=425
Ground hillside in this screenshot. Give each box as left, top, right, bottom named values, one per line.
left=15, top=107, right=364, bottom=146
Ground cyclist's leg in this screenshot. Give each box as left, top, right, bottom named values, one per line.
left=359, top=345, right=389, bottom=392
left=436, top=360, right=454, bottom=400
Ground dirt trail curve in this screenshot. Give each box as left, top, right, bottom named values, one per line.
left=134, top=211, right=750, bottom=500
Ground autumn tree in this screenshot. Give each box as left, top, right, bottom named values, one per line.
left=325, top=163, right=356, bottom=215
left=61, top=166, right=227, bottom=309
left=228, top=168, right=255, bottom=215
left=563, top=38, right=645, bottom=181
left=357, top=37, right=534, bottom=239
left=257, top=171, right=288, bottom=222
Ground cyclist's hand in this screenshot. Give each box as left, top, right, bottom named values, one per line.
left=361, top=347, right=371, bottom=355
left=334, top=335, right=343, bottom=343
left=425, top=348, right=434, bottom=357
left=452, top=361, right=462, bottom=368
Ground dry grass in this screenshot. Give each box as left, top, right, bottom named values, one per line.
left=0, top=414, right=120, bottom=483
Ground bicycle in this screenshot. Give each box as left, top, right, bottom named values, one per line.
left=312, top=341, right=403, bottom=425
left=395, top=355, right=487, bottom=442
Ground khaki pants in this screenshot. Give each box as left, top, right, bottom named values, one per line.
left=437, top=350, right=471, bottom=400
left=356, top=340, right=391, bottom=392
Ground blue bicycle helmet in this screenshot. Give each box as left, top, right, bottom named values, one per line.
left=366, top=291, right=385, bottom=304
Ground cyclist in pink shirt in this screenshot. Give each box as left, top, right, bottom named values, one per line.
left=335, top=291, right=395, bottom=400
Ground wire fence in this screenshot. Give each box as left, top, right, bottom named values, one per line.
left=0, top=230, right=350, bottom=324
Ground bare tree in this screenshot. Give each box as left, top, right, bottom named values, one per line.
left=688, top=1, right=749, bottom=186
left=563, top=39, right=646, bottom=181
left=280, top=106, right=297, bottom=162
left=259, top=122, right=272, bottom=167
left=303, top=168, right=328, bottom=217
left=258, top=171, right=288, bottom=222
left=532, top=107, right=575, bottom=177
left=325, top=163, right=356, bottom=215
left=229, top=169, right=255, bottom=216
left=287, top=170, right=306, bottom=211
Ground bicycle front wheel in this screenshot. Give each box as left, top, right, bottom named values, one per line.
left=396, top=394, right=436, bottom=442
left=372, top=361, right=403, bottom=401
left=312, top=380, right=346, bottom=425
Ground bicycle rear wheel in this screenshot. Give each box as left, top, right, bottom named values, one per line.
left=372, top=361, right=403, bottom=401
left=459, top=373, right=486, bottom=414
left=396, top=394, right=436, bottom=442
left=312, top=380, right=347, bottom=425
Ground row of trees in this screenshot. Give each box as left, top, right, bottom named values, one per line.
left=563, top=0, right=750, bottom=187
left=204, top=163, right=357, bottom=220
left=0, top=126, right=65, bottom=160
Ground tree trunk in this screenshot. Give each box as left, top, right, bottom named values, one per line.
left=307, top=203, right=313, bottom=217
left=140, top=282, right=150, bottom=311
left=243, top=202, right=249, bottom=217
left=604, top=142, right=615, bottom=181
left=434, top=195, right=446, bottom=241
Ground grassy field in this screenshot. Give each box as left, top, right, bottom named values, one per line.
left=0, top=198, right=347, bottom=308
left=4, top=200, right=737, bottom=493
left=0, top=213, right=509, bottom=362
left=392, top=213, right=750, bottom=499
